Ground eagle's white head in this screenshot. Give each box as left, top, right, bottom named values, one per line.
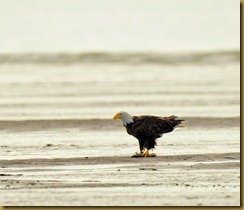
left=113, top=111, right=134, bottom=126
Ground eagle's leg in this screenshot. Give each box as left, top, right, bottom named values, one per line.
left=142, top=149, right=157, bottom=157
left=131, top=141, right=156, bottom=158
left=131, top=149, right=156, bottom=158
left=134, top=140, right=144, bottom=156
left=142, top=148, right=149, bottom=157
left=131, top=141, right=144, bottom=157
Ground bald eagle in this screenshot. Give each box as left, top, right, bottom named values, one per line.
left=113, top=111, right=184, bottom=157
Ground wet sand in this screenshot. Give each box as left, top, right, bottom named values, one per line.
left=0, top=130, right=240, bottom=207
left=0, top=152, right=240, bottom=206
left=0, top=118, right=240, bottom=206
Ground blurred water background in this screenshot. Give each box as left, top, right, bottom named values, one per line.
left=0, top=0, right=240, bottom=120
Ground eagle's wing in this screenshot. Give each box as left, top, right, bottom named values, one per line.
left=131, top=116, right=182, bottom=137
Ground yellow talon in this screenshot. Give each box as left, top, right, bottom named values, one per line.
left=142, top=149, right=149, bottom=157
left=131, top=150, right=156, bottom=158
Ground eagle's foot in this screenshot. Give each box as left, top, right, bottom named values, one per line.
left=136, top=151, right=143, bottom=155
left=131, top=150, right=157, bottom=158
left=141, top=149, right=149, bottom=157
left=142, top=149, right=157, bottom=157
left=131, top=151, right=144, bottom=158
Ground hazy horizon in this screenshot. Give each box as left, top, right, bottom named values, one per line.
left=0, top=0, right=240, bottom=53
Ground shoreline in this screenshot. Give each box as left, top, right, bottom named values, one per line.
left=0, top=116, right=240, bottom=132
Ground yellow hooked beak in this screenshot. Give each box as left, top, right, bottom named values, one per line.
left=113, top=113, right=121, bottom=120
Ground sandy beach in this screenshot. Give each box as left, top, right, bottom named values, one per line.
left=0, top=115, right=240, bottom=206
left=0, top=151, right=240, bottom=206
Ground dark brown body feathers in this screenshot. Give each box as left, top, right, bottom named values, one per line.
left=125, top=115, right=184, bottom=151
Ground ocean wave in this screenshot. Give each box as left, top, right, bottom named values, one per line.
left=0, top=50, right=239, bottom=65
